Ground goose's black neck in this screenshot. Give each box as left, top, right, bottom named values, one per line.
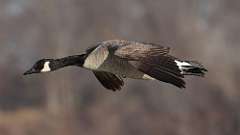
left=50, top=54, right=86, bottom=70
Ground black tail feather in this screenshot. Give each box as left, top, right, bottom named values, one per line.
left=181, top=61, right=207, bottom=77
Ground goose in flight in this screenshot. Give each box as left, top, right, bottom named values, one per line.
left=24, top=40, right=207, bottom=91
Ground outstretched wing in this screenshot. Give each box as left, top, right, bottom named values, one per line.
left=93, top=71, right=124, bottom=91
left=114, top=41, right=170, bottom=60
left=129, top=55, right=185, bottom=88
left=113, top=41, right=185, bottom=88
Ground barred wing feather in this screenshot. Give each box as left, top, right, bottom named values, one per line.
left=114, top=42, right=170, bottom=60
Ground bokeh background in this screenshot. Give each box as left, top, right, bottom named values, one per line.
left=0, top=0, right=240, bottom=135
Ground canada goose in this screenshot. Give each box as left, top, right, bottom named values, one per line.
left=24, top=40, right=207, bottom=91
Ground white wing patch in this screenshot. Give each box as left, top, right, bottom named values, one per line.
left=175, top=60, right=191, bottom=72
left=41, top=61, right=51, bottom=72
left=83, top=45, right=109, bottom=70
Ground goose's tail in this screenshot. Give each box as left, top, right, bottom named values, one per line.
left=175, top=60, right=207, bottom=77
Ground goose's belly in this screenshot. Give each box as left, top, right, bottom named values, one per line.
left=97, top=57, right=154, bottom=80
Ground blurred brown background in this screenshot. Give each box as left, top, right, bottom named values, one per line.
left=0, top=0, right=240, bottom=135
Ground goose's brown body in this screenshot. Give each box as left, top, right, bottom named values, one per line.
left=96, top=54, right=154, bottom=80
left=82, top=40, right=169, bottom=80
left=80, top=40, right=206, bottom=91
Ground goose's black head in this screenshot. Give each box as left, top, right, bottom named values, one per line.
left=24, top=59, right=54, bottom=75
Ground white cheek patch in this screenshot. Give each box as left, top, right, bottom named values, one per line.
left=41, top=61, right=51, bottom=72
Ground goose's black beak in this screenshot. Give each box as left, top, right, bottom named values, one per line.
left=23, top=68, right=36, bottom=75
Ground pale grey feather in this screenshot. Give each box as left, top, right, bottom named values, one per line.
left=83, top=45, right=109, bottom=70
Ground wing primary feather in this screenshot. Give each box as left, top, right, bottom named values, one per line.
left=139, top=64, right=185, bottom=88
left=132, top=55, right=186, bottom=88
left=93, top=71, right=124, bottom=91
